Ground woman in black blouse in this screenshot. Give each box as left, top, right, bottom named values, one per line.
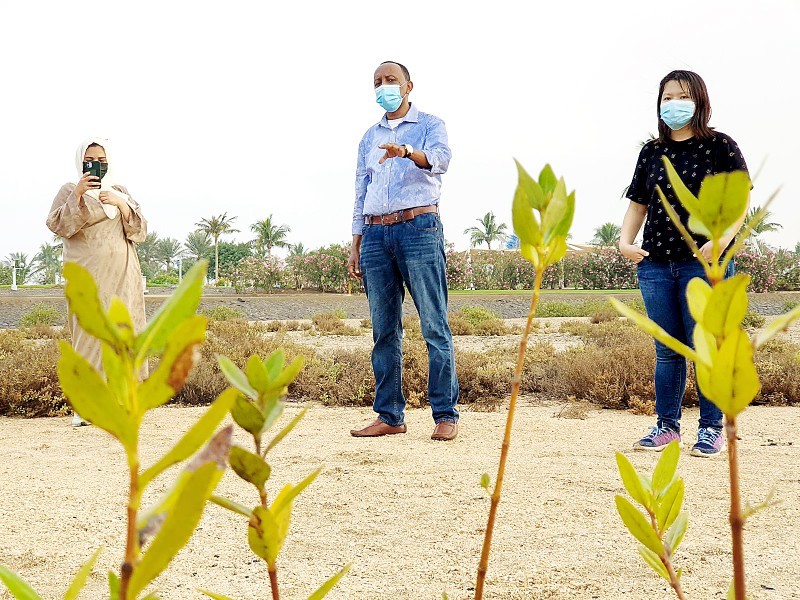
left=619, top=70, right=748, bottom=457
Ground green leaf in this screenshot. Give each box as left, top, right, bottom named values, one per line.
left=702, top=275, right=750, bottom=338
left=307, top=564, right=352, bottom=600
left=704, top=328, right=761, bottom=416
left=248, top=505, right=287, bottom=566
left=665, top=512, right=688, bottom=552
left=686, top=278, right=711, bottom=323
left=615, top=495, right=664, bottom=556
left=652, top=441, right=680, bottom=496
left=135, top=260, right=208, bottom=360
left=107, top=297, right=135, bottom=345
left=754, top=304, right=800, bottom=349
left=543, top=236, right=568, bottom=269
left=138, top=316, right=207, bottom=412
left=615, top=453, right=650, bottom=509
left=538, top=164, right=558, bottom=199
left=62, top=262, right=121, bottom=347
left=661, top=157, right=704, bottom=227
left=108, top=572, right=120, bottom=597
left=693, top=324, right=717, bottom=368
left=128, top=462, right=224, bottom=599
left=272, top=468, right=322, bottom=516
left=697, top=170, right=751, bottom=239
left=637, top=546, right=670, bottom=581
left=229, top=446, right=272, bottom=488
left=198, top=591, right=236, bottom=600
left=542, top=180, right=569, bottom=244
left=101, top=342, right=129, bottom=408
left=263, top=349, right=285, bottom=381
left=512, top=183, right=542, bottom=247
left=520, top=242, right=539, bottom=268
left=610, top=300, right=700, bottom=363
left=514, top=159, right=545, bottom=210
left=272, top=356, right=306, bottom=390
left=140, top=390, right=237, bottom=488
left=230, top=395, right=266, bottom=436
left=480, top=473, right=491, bottom=492
left=246, top=355, right=269, bottom=391
left=0, top=565, right=42, bottom=600
left=57, top=341, right=134, bottom=449
left=264, top=407, right=308, bottom=455
left=260, top=397, right=284, bottom=435
left=64, top=547, right=102, bottom=600
left=209, top=494, right=252, bottom=518
left=656, top=478, right=684, bottom=533
left=218, top=356, right=258, bottom=399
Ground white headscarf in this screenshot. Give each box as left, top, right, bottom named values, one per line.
left=75, top=136, right=129, bottom=219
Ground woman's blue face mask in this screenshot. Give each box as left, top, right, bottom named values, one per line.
left=660, top=99, right=695, bottom=131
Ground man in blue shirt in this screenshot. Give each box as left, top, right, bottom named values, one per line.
left=348, top=60, right=459, bottom=441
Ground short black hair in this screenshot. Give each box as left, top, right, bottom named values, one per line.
left=380, top=60, right=410, bottom=81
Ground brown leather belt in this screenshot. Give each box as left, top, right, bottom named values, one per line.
left=364, top=204, right=439, bottom=226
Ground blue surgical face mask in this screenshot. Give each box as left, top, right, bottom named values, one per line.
left=375, top=84, right=406, bottom=112
left=660, top=99, right=695, bottom=131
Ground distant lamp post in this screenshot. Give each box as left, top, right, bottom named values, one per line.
left=11, top=259, right=19, bottom=291
left=177, top=257, right=183, bottom=285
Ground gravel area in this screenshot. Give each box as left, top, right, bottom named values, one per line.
left=1, top=289, right=798, bottom=329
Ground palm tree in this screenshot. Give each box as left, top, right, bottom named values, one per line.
left=184, top=230, right=213, bottom=262
left=6, top=252, right=32, bottom=285
left=155, top=238, right=182, bottom=273
left=794, top=241, right=800, bottom=257
left=464, top=212, right=508, bottom=250
left=197, top=213, right=239, bottom=284
left=251, top=215, right=291, bottom=257
left=591, top=222, right=622, bottom=246
left=744, top=206, right=782, bottom=255
left=32, top=242, right=63, bottom=284
left=135, top=231, right=161, bottom=278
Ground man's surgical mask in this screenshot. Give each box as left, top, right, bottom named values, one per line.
left=375, top=84, right=406, bottom=113
left=660, top=99, right=695, bottom=131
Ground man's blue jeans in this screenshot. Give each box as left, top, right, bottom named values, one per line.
left=359, top=212, right=459, bottom=427
left=637, top=259, right=732, bottom=431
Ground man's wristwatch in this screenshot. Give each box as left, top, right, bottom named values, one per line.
left=403, top=144, right=414, bottom=158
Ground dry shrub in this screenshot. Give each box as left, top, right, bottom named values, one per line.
left=452, top=306, right=510, bottom=336
left=360, top=318, right=372, bottom=329
left=311, top=312, right=361, bottom=336
left=628, top=395, right=656, bottom=415
left=294, top=349, right=375, bottom=406
left=755, top=339, right=800, bottom=405
left=448, top=312, right=475, bottom=335
left=0, top=331, right=68, bottom=417
left=742, top=311, right=766, bottom=329
left=590, top=304, right=619, bottom=324
left=553, top=398, right=595, bottom=419
left=264, top=320, right=308, bottom=332
left=198, top=305, right=245, bottom=322
left=19, top=303, right=64, bottom=328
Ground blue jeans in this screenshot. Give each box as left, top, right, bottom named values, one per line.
left=359, top=212, right=459, bottom=426
left=637, top=259, right=733, bottom=431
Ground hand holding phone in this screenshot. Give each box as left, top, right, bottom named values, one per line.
left=75, top=170, right=101, bottom=203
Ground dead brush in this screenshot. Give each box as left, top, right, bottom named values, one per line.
left=311, top=312, right=361, bottom=336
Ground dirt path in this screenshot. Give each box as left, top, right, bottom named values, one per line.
left=1, top=403, right=798, bottom=599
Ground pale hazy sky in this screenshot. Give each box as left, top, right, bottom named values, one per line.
left=2, top=0, right=798, bottom=262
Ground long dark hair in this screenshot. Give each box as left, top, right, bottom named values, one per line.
left=657, top=70, right=714, bottom=142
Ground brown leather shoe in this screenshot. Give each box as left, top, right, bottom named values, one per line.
left=431, top=421, right=458, bottom=441
left=350, top=418, right=407, bottom=437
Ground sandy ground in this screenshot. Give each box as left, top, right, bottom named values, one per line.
left=1, top=402, right=798, bottom=599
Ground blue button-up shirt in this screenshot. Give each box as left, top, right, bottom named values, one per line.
left=352, top=104, right=451, bottom=235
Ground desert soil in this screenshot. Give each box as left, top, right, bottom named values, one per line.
left=1, top=402, right=798, bottom=599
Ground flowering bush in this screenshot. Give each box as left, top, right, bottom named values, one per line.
left=292, top=243, right=364, bottom=294
left=734, top=250, right=778, bottom=293
left=773, top=249, right=800, bottom=291
left=231, top=255, right=285, bottom=292
left=564, top=248, right=638, bottom=290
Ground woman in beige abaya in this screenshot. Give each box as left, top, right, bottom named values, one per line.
left=47, top=138, right=148, bottom=427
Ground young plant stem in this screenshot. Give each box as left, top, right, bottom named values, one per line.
left=475, top=268, right=543, bottom=599
left=269, top=566, right=280, bottom=600
left=647, top=511, right=685, bottom=600
left=727, top=416, right=747, bottom=600
left=121, top=455, right=140, bottom=600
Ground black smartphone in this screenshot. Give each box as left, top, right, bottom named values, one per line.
left=82, top=161, right=106, bottom=186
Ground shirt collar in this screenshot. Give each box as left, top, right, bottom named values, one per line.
left=379, top=103, right=420, bottom=128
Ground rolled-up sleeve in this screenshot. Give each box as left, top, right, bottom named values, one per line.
left=352, top=136, right=370, bottom=235
left=421, top=116, right=451, bottom=175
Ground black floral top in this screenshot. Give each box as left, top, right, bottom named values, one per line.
left=626, top=132, right=748, bottom=262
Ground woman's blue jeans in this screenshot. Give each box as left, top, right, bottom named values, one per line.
left=637, top=259, right=732, bottom=431
left=359, top=212, right=459, bottom=427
